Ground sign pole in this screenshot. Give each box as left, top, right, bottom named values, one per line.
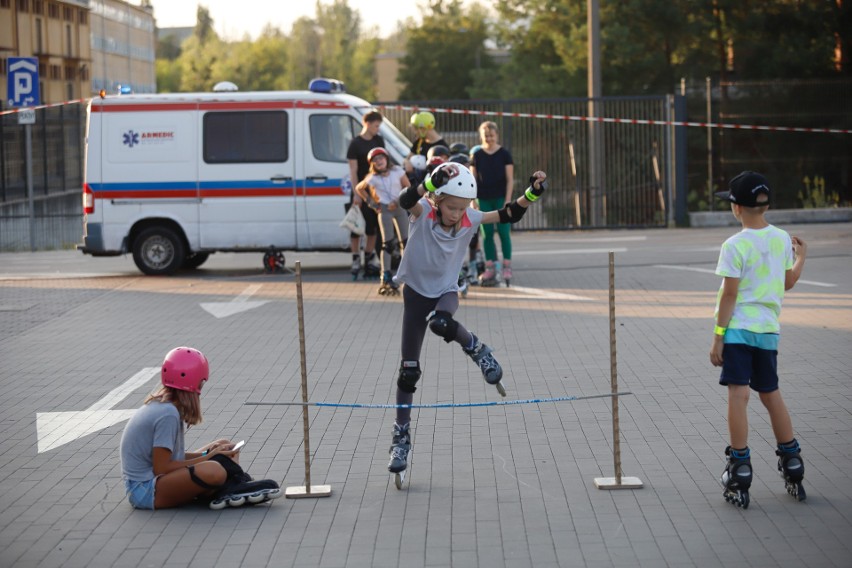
left=25, top=122, right=34, bottom=251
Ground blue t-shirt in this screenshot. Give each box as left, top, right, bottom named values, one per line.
left=120, top=401, right=185, bottom=482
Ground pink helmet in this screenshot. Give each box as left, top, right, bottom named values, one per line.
left=367, top=147, right=389, bottom=163
left=161, top=347, right=209, bottom=394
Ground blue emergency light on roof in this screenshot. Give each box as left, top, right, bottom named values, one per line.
left=309, top=78, right=346, bottom=94
left=117, top=85, right=132, bottom=95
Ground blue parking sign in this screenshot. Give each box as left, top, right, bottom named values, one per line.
left=7, top=57, right=40, bottom=107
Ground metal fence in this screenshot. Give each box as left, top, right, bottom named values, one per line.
left=0, top=104, right=86, bottom=251
left=376, top=95, right=677, bottom=230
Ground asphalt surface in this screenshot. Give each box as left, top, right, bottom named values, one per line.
left=1, top=223, right=850, bottom=567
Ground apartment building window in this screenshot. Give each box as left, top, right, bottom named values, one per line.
left=0, top=58, right=6, bottom=75
left=16, top=0, right=29, bottom=11
left=35, top=17, right=43, bottom=53
left=33, top=0, right=42, bottom=14
left=62, top=5, right=72, bottom=21
left=80, top=65, right=89, bottom=81
left=66, top=24, right=72, bottom=56
left=78, top=10, right=87, bottom=25
left=66, top=82, right=74, bottom=101
left=38, top=63, right=46, bottom=76
left=48, top=2, right=58, bottom=18
left=0, top=0, right=11, bottom=9
left=49, top=64, right=60, bottom=79
left=64, top=65, right=76, bottom=80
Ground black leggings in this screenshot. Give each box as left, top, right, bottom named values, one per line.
left=396, top=285, right=473, bottom=425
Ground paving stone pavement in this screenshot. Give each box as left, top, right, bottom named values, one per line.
left=0, top=224, right=850, bottom=567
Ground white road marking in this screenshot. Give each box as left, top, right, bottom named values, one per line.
left=514, top=247, right=628, bottom=256
left=200, top=283, right=269, bottom=318
left=468, top=285, right=593, bottom=301
left=654, top=265, right=837, bottom=287
left=36, top=367, right=159, bottom=453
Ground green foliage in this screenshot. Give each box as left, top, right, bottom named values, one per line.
left=398, top=1, right=494, bottom=100
left=798, top=176, right=842, bottom=209
left=155, top=59, right=182, bottom=93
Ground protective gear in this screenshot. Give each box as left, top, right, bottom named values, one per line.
left=367, top=147, right=389, bottom=163
left=426, top=145, right=450, bottom=161
left=427, top=310, right=459, bottom=343
left=449, top=142, right=469, bottom=156
left=424, top=162, right=477, bottom=199
left=411, top=111, right=435, bottom=130
left=397, top=360, right=422, bottom=393
left=449, top=153, right=470, bottom=166
left=382, top=237, right=399, bottom=255
left=409, top=154, right=427, bottom=171
left=399, top=185, right=421, bottom=210
left=426, top=156, right=446, bottom=173
left=526, top=176, right=548, bottom=200
left=161, top=347, right=209, bottom=394
left=497, top=200, right=529, bottom=224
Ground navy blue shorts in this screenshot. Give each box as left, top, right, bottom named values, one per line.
left=719, top=343, right=779, bottom=392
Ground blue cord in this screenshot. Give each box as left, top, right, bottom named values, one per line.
left=245, top=392, right=631, bottom=409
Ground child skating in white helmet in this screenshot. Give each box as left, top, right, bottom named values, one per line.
left=119, top=347, right=281, bottom=509
left=387, top=162, right=547, bottom=488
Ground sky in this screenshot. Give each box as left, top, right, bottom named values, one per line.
left=145, top=0, right=433, bottom=40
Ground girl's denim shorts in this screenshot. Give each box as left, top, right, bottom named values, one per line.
left=124, top=478, right=157, bottom=510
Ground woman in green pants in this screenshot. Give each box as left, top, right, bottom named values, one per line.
left=470, top=121, right=515, bottom=285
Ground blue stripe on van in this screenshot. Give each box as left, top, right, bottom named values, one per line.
left=89, top=179, right=345, bottom=192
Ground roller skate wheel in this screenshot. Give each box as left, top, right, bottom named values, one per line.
left=228, top=496, right=246, bottom=507
left=495, top=382, right=506, bottom=397
left=209, top=499, right=227, bottom=510
left=394, top=472, right=404, bottom=490
left=740, top=492, right=750, bottom=509
left=248, top=492, right=267, bottom=504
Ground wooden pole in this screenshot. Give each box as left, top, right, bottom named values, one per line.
left=595, top=252, right=643, bottom=490
left=285, top=261, right=332, bottom=498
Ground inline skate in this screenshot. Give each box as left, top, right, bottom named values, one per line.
left=479, top=261, right=497, bottom=287
left=463, top=333, right=505, bottom=396
left=363, top=251, right=381, bottom=280
left=776, top=439, right=806, bottom=501
left=378, top=271, right=400, bottom=296
left=720, top=446, right=752, bottom=509
left=388, top=422, right=411, bottom=490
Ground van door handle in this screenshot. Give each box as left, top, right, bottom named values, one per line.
left=270, top=175, right=292, bottom=183
left=306, top=175, right=328, bottom=183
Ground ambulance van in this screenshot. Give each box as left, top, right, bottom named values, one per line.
left=78, top=79, right=412, bottom=275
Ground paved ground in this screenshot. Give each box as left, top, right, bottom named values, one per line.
left=0, top=223, right=850, bottom=568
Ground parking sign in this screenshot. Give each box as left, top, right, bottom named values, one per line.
left=7, top=57, right=40, bottom=107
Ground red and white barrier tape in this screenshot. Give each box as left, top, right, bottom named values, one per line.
left=0, top=97, right=91, bottom=116
left=377, top=104, right=852, bottom=135
left=3, top=97, right=848, bottom=135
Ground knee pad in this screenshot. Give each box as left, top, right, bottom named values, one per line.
left=187, top=465, right=224, bottom=490
left=427, top=310, right=458, bottom=343
left=397, top=360, right=421, bottom=393
left=383, top=237, right=398, bottom=254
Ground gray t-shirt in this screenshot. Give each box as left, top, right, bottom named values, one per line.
left=394, top=197, right=483, bottom=298
left=120, top=401, right=185, bottom=481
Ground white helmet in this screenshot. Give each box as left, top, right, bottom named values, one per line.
left=409, top=154, right=427, bottom=171
left=429, top=162, right=477, bottom=199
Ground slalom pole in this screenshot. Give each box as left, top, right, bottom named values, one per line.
left=595, top=252, right=643, bottom=490
left=285, top=261, right=331, bottom=499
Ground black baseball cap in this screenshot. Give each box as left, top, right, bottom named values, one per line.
left=715, top=171, right=771, bottom=207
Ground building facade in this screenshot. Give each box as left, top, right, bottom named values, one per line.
left=0, top=0, right=92, bottom=104
left=88, top=0, right=155, bottom=95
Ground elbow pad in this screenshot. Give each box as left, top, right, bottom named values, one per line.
left=399, top=186, right=421, bottom=210
left=497, top=200, right=528, bottom=224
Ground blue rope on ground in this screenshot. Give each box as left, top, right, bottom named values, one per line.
left=245, top=391, right=631, bottom=409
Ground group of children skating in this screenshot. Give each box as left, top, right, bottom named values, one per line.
left=120, top=107, right=809, bottom=510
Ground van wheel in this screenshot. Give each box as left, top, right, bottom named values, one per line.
left=183, top=252, right=210, bottom=270
left=133, top=227, right=186, bottom=275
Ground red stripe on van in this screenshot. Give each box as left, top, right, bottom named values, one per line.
left=92, top=104, right=198, bottom=112
left=98, top=190, right=199, bottom=198
left=198, top=101, right=296, bottom=110
left=91, top=100, right=350, bottom=112
left=95, top=187, right=345, bottom=199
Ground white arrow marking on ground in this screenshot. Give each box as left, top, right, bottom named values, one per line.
left=200, top=284, right=269, bottom=318
left=654, top=265, right=836, bottom=287
left=36, top=367, right=159, bottom=453
left=468, top=285, right=593, bottom=301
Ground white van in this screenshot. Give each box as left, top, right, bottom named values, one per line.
left=78, top=79, right=412, bottom=275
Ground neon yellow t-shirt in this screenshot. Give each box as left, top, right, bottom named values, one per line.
left=714, top=225, right=794, bottom=334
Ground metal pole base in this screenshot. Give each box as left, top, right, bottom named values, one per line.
left=285, top=485, right=332, bottom=499
left=594, top=476, right=643, bottom=490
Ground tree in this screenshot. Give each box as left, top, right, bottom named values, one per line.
left=178, top=6, right=223, bottom=92
left=398, top=0, right=494, bottom=100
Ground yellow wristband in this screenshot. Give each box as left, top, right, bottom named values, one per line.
left=714, top=325, right=727, bottom=336
left=524, top=187, right=539, bottom=202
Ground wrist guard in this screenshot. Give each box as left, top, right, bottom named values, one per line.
left=399, top=185, right=421, bottom=210
left=497, top=199, right=528, bottom=224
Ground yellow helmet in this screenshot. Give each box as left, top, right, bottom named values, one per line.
left=410, top=111, right=435, bottom=130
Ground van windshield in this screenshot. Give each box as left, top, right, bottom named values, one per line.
left=355, top=107, right=412, bottom=161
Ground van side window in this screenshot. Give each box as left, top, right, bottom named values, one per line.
left=309, top=114, right=359, bottom=163
left=204, top=111, right=288, bottom=163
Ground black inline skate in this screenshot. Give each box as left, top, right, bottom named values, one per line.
left=388, top=422, right=411, bottom=490
left=350, top=253, right=362, bottom=281
left=363, top=251, right=381, bottom=280
left=776, top=439, right=806, bottom=501
left=720, top=446, right=752, bottom=509
left=378, top=271, right=400, bottom=296
left=463, top=333, right=506, bottom=397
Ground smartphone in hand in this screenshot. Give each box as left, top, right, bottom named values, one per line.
left=232, top=440, right=245, bottom=452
